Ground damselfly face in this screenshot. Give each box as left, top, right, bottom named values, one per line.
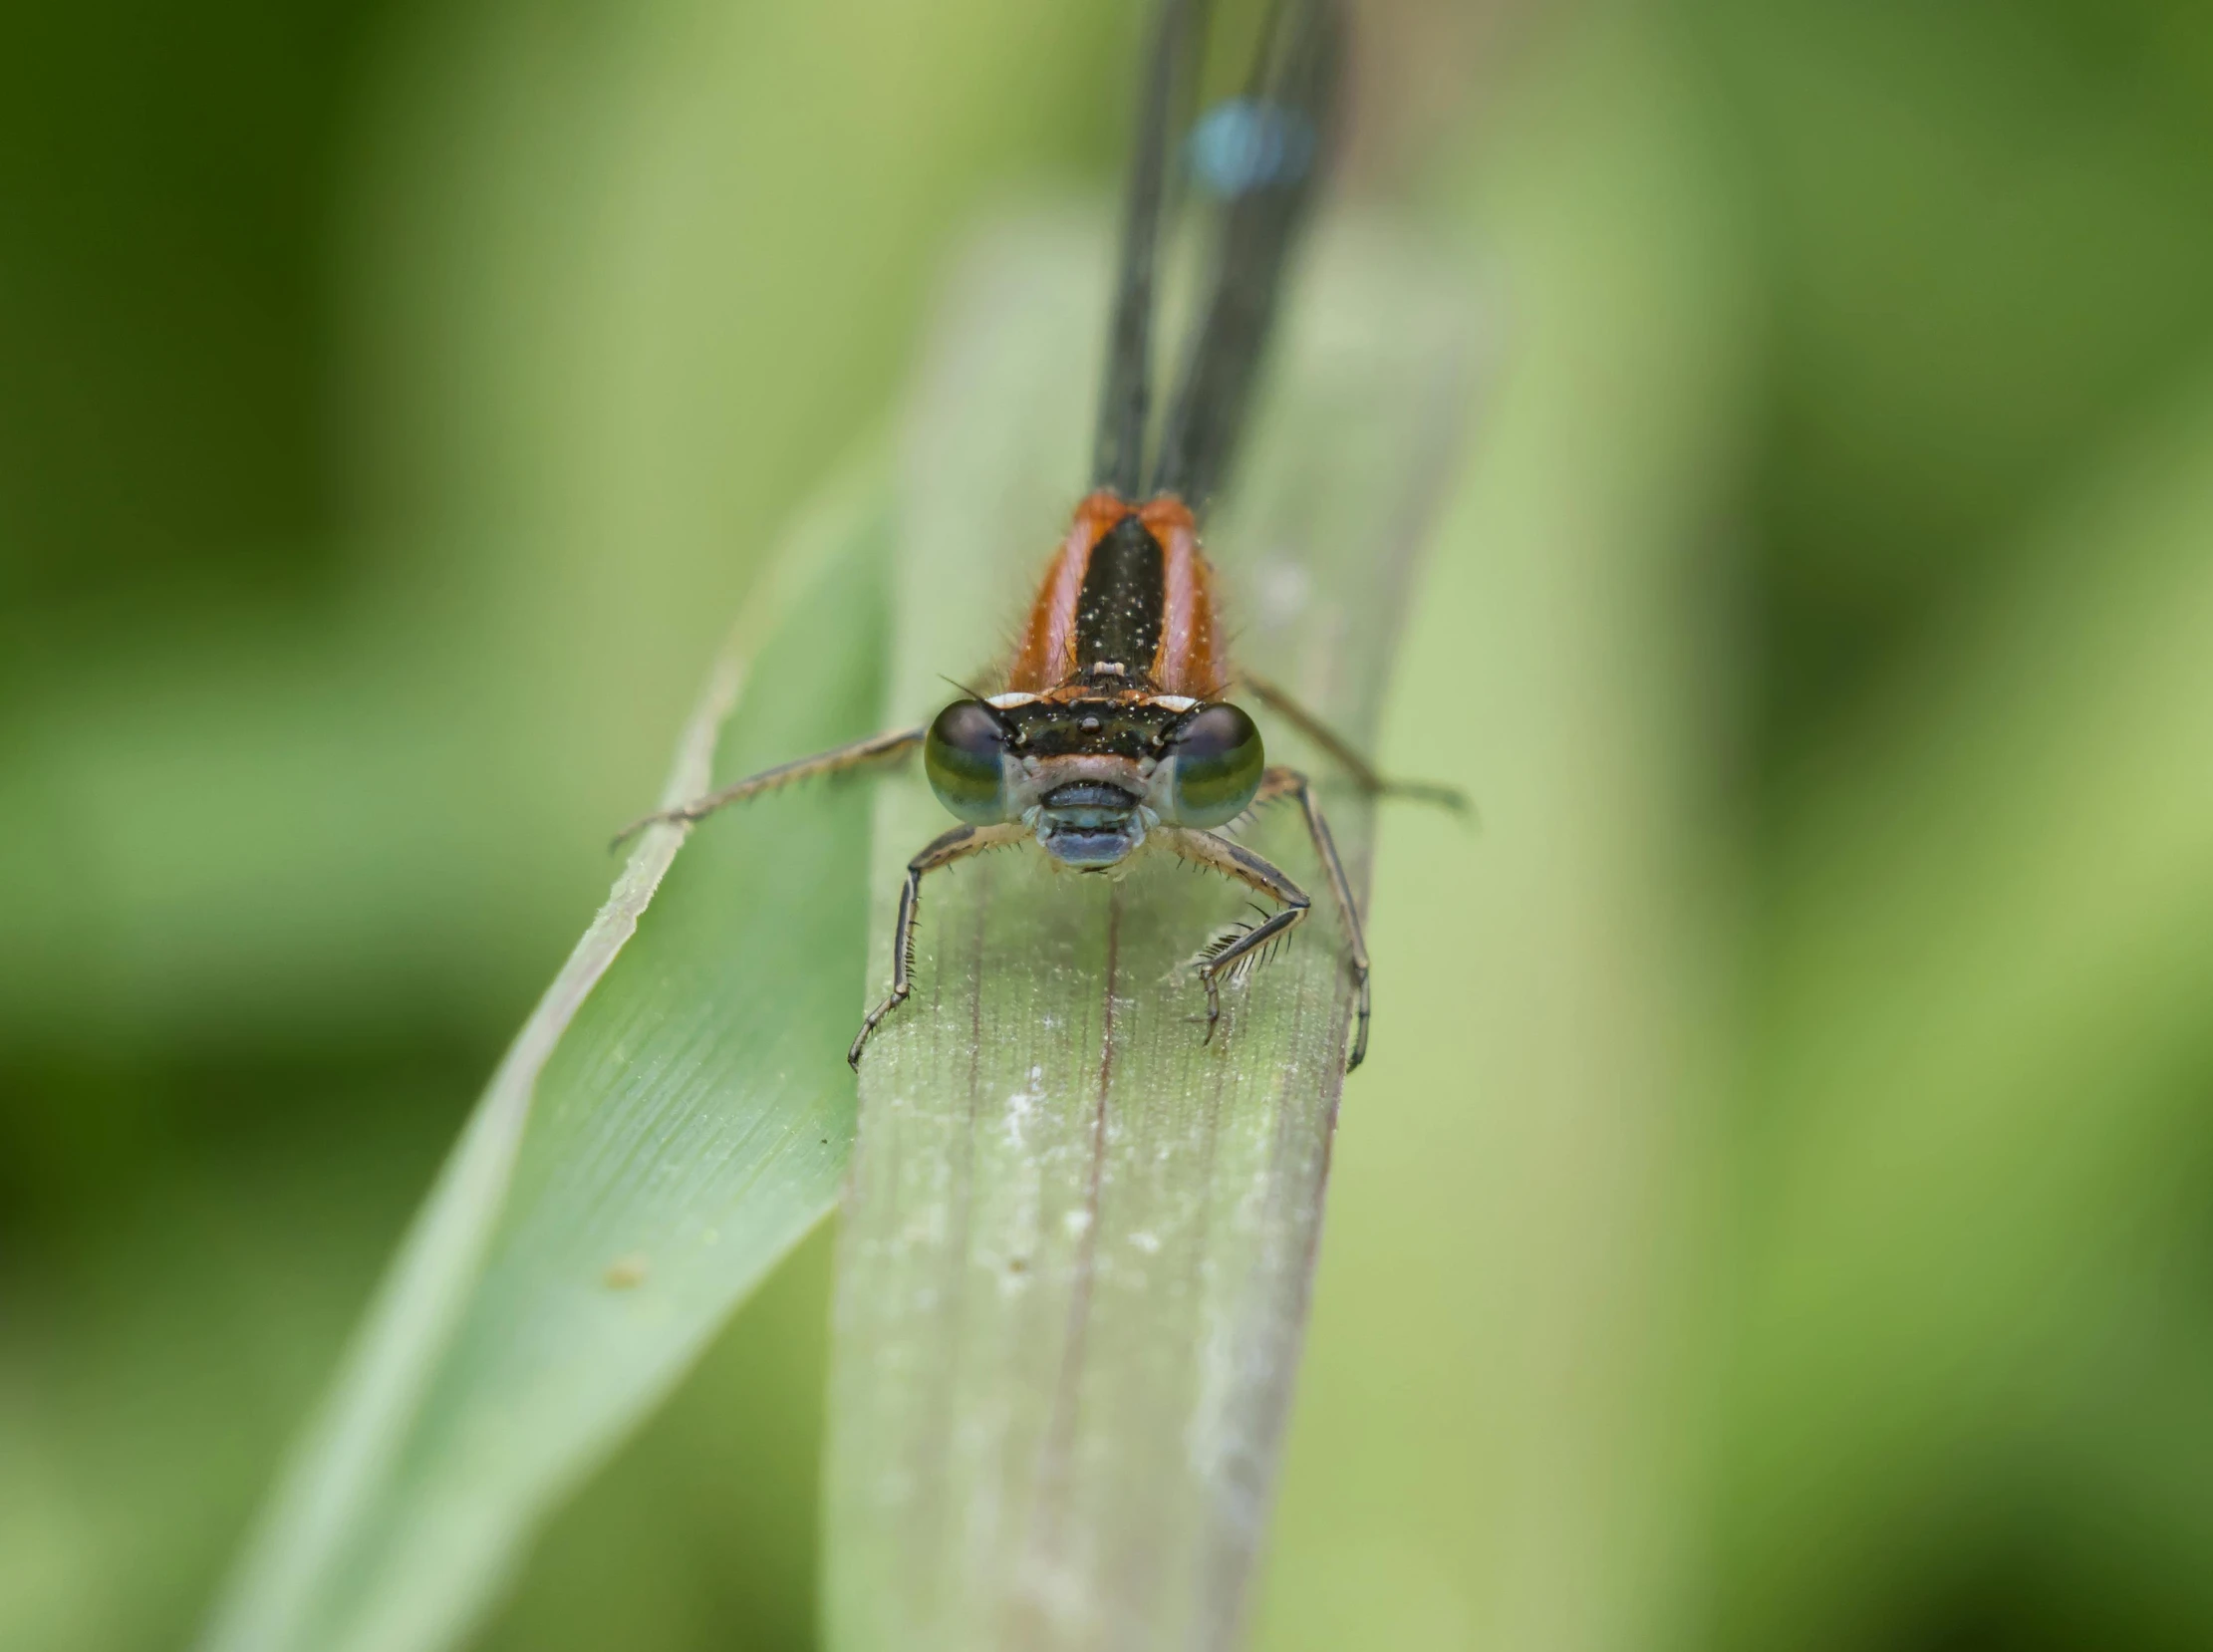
left=923, top=691, right=1265, bottom=867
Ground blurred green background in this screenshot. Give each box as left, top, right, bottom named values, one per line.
left=6, top=1, right=2213, bottom=1649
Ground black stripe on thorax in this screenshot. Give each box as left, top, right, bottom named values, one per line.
left=1073, top=512, right=1165, bottom=682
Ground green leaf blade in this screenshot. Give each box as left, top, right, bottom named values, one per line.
left=824, top=217, right=1482, bottom=1651
left=201, top=475, right=894, bottom=1652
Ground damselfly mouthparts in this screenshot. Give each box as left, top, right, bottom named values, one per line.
left=618, top=0, right=1464, bottom=1072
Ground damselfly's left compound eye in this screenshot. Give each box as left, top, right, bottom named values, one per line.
left=1165, top=702, right=1263, bottom=828
left=925, top=700, right=1012, bottom=824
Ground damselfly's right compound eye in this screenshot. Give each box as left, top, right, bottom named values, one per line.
left=1164, top=702, right=1263, bottom=828
left=925, top=700, right=1013, bottom=824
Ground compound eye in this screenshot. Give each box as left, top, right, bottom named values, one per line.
left=1166, top=702, right=1263, bottom=828
left=924, top=700, right=1011, bottom=824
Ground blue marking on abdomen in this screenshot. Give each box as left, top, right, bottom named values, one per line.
left=1188, top=99, right=1317, bottom=197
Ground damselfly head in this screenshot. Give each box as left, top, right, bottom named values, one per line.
left=922, top=690, right=1266, bottom=865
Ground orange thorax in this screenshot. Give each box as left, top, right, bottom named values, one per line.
left=1004, top=491, right=1225, bottom=699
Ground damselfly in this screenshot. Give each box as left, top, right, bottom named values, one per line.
left=620, top=0, right=1463, bottom=1072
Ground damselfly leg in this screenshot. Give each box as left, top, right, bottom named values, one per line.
left=1239, top=669, right=1472, bottom=816
left=847, top=821, right=1028, bottom=1069
left=1252, top=764, right=1373, bottom=1067
left=1158, top=761, right=1375, bottom=1069
left=609, top=726, right=923, bottom=850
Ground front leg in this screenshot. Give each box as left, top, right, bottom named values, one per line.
left=1154, top=826, right=1312, bottom=1049
left=849, top=822, right=1028, bottom=1069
